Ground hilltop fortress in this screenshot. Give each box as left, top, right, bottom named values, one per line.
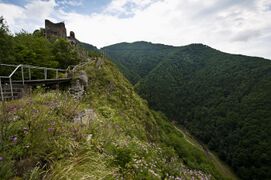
left=41, top=19, right=78, bottom=45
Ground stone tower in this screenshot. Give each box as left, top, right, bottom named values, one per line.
left=45, top=19, right=67, bottom=39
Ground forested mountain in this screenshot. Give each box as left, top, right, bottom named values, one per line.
left=79, top=42, right=98, bottom=51
left=103, top=42, right=271, bottom=180
left=102, top=42, right=177, bottom=84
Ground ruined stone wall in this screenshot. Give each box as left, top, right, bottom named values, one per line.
left=67, top=31, right=78, bottom=45
left=45, top=19, right=67, bottom=39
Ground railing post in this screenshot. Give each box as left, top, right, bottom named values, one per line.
left=56, top=70, right=58, bottom=79
left=28, top=67, right=31, bottom=80
left=9, top=78, right=13, bottom=100
left=44, top=69, right=47, bottom=80
left=0, top=78, right=3, bottom=101
left=21, top=66, right=24, bottom=85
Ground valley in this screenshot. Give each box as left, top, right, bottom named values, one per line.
left=104, top=41, right=271, bottom=180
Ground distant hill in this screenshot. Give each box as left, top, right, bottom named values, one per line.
left=79, top=42, right=99, bottom=52
left=102, top=42, right=177, bottom=84
left=103, top=41, right=271, bottom=180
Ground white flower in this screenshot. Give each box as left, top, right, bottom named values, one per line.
left=86, top=134, right=93, bottom=141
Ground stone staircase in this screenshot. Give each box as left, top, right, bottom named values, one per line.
left=0, top=83, right=25, bottom=101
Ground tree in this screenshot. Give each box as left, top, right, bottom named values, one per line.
left=14, top=31, right=58, bottom=67
left=0, top=16, right=15, bottom=64
left=53, top=38, right=80, bottom=68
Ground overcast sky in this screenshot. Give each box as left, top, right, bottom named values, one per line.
left=0, top=0, right=271, bottom=59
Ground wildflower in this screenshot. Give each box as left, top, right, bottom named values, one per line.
left=11, top=136, right=17, bottom=143
left=13, top=115, right=20, bottom=121
left=23, top=127, right=29, bottom=134
left=86, top=134, right=93, bottom=142
left=32, top=109, right=39, bottom=114
left=0, top=156, right=3, bottom=161
left=48, top=127, right=54, bottom=132
left=7, top=105, right=19, bottom=113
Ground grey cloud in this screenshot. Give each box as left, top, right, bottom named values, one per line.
left=195, top=0, right=257, bottom=18
left=231, top=29, right=262, bottom=42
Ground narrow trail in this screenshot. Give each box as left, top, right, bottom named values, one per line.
left=174, top=126, right=198, bottom=148
left=173, top=124, right=239, bottom=180
left=176, top=126, right=210, bottom=155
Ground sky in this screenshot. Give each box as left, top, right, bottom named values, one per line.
left=0, top=0, right=271, bottom=59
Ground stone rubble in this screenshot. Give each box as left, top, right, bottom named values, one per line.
left=68, top=70, right=89, bottom=100
left=73, top=108, right=96, bottom=126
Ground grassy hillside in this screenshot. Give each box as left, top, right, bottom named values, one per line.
left=0, top=58, right=232, bottom=179
left=103, top=42, right=271, bottom=180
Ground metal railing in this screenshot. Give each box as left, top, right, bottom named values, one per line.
left=0, top=64, right=68, bottom=101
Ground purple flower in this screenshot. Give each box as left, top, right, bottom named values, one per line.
left=48, top=127, right=54, bottom=132
left=32, top=109, right=39, bottom=114
left=0, top=157, right=3, bottom=161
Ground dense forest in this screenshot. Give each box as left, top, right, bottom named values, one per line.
left=103, top=42, right=271, bottom=180
left=102, top=42, right=177, bottom=84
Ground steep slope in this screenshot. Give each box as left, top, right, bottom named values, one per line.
left=79, top=42, right=99, bottom=52
left=103, top=42, right=271, bottom=180
left=102, top=41, right=177, bottom=84
left=0, top=58, right=230, bottom=179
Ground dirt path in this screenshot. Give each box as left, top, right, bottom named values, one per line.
left=174, top=126, right=198, bottom=147
left=173, top=124, right=239, bottom=180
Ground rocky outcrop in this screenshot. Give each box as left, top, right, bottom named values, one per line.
left=96, top=58, right=104, bottom=69
left=69, top=70, right=89, bottom=100
left=79, top=71, right=88, bottom=88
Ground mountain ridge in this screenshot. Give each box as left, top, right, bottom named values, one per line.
left=103, top=41, right=271, bottom=180
left=103, top=41, right=270, bottom=59
left=103, top=41, right=270, bottom=85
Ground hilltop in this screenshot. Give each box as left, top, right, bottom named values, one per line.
left=102, top=42, right=178, bottom=84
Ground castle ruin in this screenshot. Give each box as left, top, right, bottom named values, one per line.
left=44, top=19, right=78, bottom=45
left=45, top=19, right=67, bottom=39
